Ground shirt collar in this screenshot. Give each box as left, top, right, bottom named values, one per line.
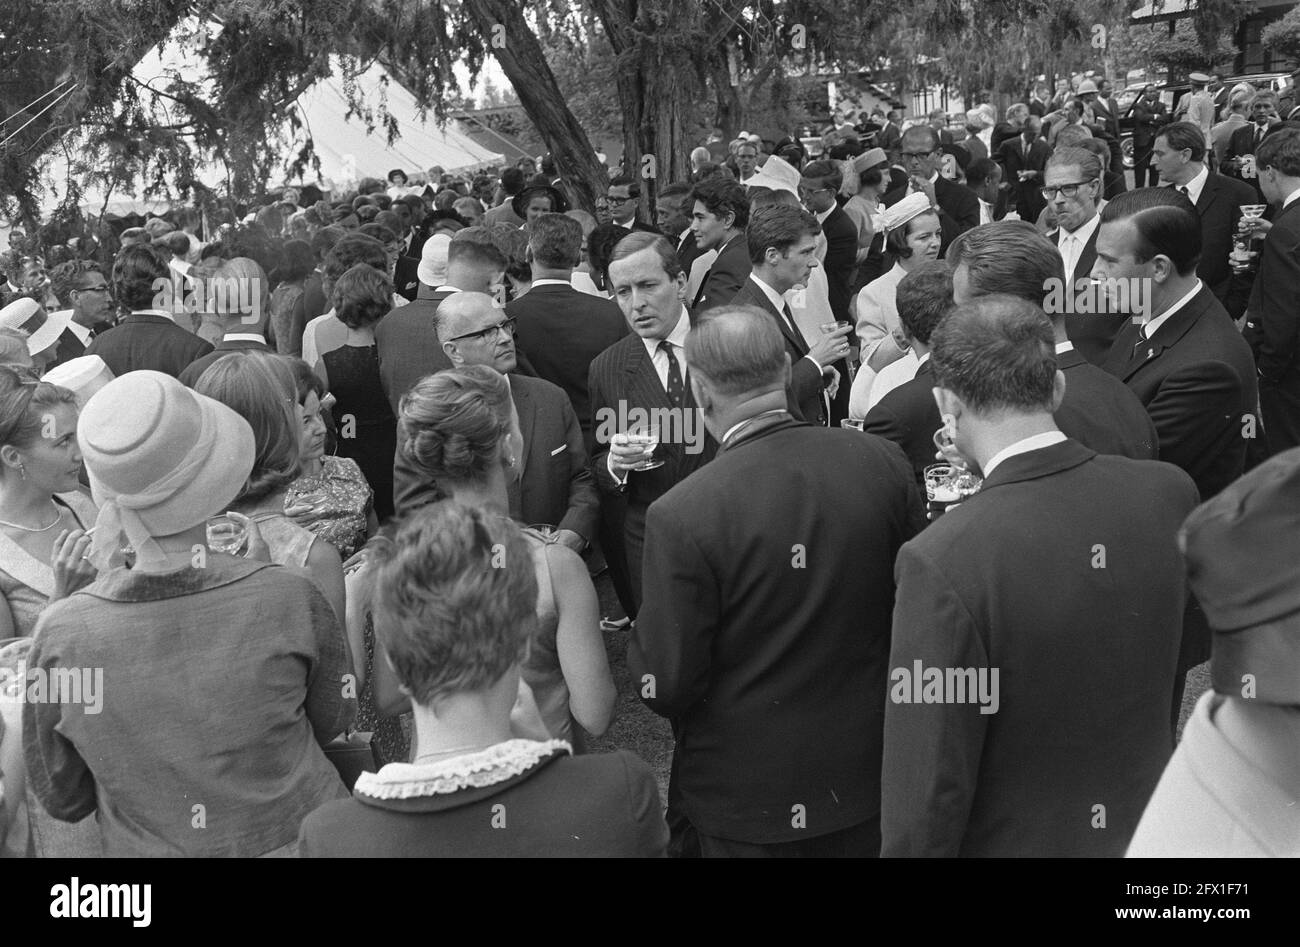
left=983, top=431, right=1069, bottom=478
left=222, top=333, right=267, bottom=344
left=1178, top=164, right=1209, bottom=205
left=434, top=284, right=462, bottom=294
left=530, top=278, right=571, bottom=288
left=814, top=205, right=834, bottom=225
left=1055, top=340, right=1074, bottom=354
left=1059, top=211, right=1100, bottom=243
left=640, top=307, right=690, bottom=361
left=132, top=308, right=175, bottom=322
left=1144, top=279, right=1203, bottom=336
left=62, top=315, right=92, bottom=344
left=916, top=352, right=931, bottom=368
left=749, top=273, right=788, bottom=312
left=1285, top=186, right=1300, bottom=211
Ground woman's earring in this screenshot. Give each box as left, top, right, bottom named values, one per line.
left=18, top=463, right=27, bottom=481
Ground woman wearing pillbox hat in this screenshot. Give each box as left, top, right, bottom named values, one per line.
left=21, top=369, right=357, bottom=856
left=0, top=298, right=71, bottom=375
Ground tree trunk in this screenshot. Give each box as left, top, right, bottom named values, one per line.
left=460, top=0, right=608, bottom=213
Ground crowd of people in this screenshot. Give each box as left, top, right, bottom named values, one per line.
left=0, top=68, right=1298, bottom=859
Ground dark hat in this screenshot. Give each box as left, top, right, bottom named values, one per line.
left=942, top=143, right=972, bottom=171
left=1180, top=447, right=1300, bottom=703
left=511, top=184, right=569, bottom=219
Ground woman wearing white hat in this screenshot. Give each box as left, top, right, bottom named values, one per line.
left=0, top=298, right=70, bottom=375
left=22, top=370, right=356, bottom=856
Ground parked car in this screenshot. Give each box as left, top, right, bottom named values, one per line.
left=1117, top=73, right=1292, bottom=168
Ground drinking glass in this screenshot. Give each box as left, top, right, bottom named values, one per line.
left=840, top=419, right=865, bottom=431
left=624, top=422, right=664, bottom=472
left=206, top=514, right=249, bottom=555
left=924, top=464, right=960, bottom=503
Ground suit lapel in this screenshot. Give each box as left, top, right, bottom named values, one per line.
left=510, top=376, right=537, bottom=479
left=746, top=279, right=807, bottom=357
left=1113, top=287, right=1211, bottom=381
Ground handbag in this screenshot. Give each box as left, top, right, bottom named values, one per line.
left=323, top=729, right=378, bottom=791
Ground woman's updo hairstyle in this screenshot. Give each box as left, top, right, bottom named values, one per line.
left=399, top=365, right=511, bottom=485
left=0, top=366, right=76, bottom=455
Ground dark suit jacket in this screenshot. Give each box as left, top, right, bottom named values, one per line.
left=883, top=439, right=1198, bottom=856
left=374, top=292, right=455, bottom=416
left=1131, top=99, right=1168, bottom=147
left=1243, top=198, right=1300, bottom=394
left=876, top=123, right=903, bottom=163
left=865, top=359, right=940, bottom=486
left=85, top=312, right=213, bottom=379
left=588, top=331, right=717, bottom=600
left=1194, top=171, right=1258, bottom=319
left=392, top=255, right=423, bottom=302
left=1224, top=122, right=1274, bottom=198
left=302, top=271, right=326, bottom=322
left=997, top=136, right=1051, bottom=223
left=883, top=177, right=980, bottom=258
left=50, top=325, right=87, bottom=369
left=1055, top=346, right=1159, bottom=460
left=691, top=235, right=750, bottom=313
left=392, top=373, right=600, bottom=541
left=1047, top=221, right=1123, bottom=365
left=178, top=337, right=275, bottom=387
left=1092, top=97, right=1121, bottom=140
left=730, top=278, right=825, bottom=424
left=632, top=417, right=924, bottom=844
left=676, top=230, right=705, bottom=277
left=507, top=282, right=628, bottom=449
left=299, top=747, right=667, bottom=857
left=1104, top=284, right=1257, bottom=501
left=820, top=204, right=858, bottom=323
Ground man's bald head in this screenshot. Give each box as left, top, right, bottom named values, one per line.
left=686, top=304, right=789, bottom=399
left=436, top=291, right=498, bottom=341
left=436, top=291, right=517, bottom=373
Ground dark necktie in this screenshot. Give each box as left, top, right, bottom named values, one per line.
left=1255, top=125, right=1264, bottom=150
left=781, top=302, right=801, bottom=342
left=1132, top=325, right=1150, bottom=362
left=659, top=340, right=684, bottom=408
left=1177, top=185, right=1190, bottom=203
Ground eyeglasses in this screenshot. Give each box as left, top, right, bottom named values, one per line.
left=607, top=193, right=636, bottom=203
left=445, top=317, right=517, bottom=343
left=76, top=284, right=111, bottom=294
left=1040, top=180, right=1097, bottom=200
left=901, top=150, right=937, bottom=160
left=797, top=185, right=831, bottom=199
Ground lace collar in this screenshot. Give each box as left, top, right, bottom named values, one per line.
left=354, top=739, right=572, bottom=800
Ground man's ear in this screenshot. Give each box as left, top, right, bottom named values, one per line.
left=1050, top=369, right=1067, bottom=413
left=932, top=386, right=963, bottom=422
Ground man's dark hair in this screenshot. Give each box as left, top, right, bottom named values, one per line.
left=896, top=261, right=954, bottom=345
left=500, top=167, right=526, bottom=196
left=275, top=239, right=316, bottom=284
left=311, top=225, right=346, bottom=262
left=690, top=177, right=750, bottom=231
left=588, top=224, right=632, bottom=289
left=930, top=295, right=1058, bottom=413
left=1256, top=126, right=1300, bottom=177
left=111, top=244, right=170, bottom=310
left=610, top=231, right=684, bottom=280
left=746, top=204, right=821, bottom=265
left=540, top=154, right=557, bottom=177
left=965, top=158, right=1000, bottom=188
left=609, top=173, right=640, bottom=198
left=659, top=182, right=692, bottom=202
left=1157, top=122, right=1207, bottom=163
left=948, top=220, right=1065, bottom=309
left=359, top=223, right=398, bottom=245
left=1099, top=187, right=1202, bottom=276
left=801, top=159, right=843, bottom=192
left=49, top=260, right=103, bottom=307
left=527, top=213, right=582, bottom=269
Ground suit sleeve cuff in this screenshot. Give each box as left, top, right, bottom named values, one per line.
left=606, top=452, right=630, bottom=488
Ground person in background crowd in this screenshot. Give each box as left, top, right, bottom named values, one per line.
left=884, top=124, right=979, bottom=256
left=1243, top=128, right=1300, bottom=456
left=25, top=369, right=355, bottom=856
left=883, top=295, right=1198, bottom=857
left=1128, top=448, right=1300, bottom=857
left=85, top=244, right=212, bottom=378
left=301, top=234, right=390, bottom=370
left=998, top=116, right=1050, bottom=222
left=1132, top=84, right=1169, bottom=188
left=47, top=261, right=116, bottom=369
left=689, top=176, right=751, bottom=311
left=0, top=299, right=67, bottom=375
left=194, top=351, right=347, bottom=627
left=299, top=501, right=662, bottom=857
left=1211, top=88, right=1253, bottom=169
left=964, top=159, right=1003, bottom=226
left=178, top=257, right=275, bottom=386
left=267, top=239, right=315, bottom=356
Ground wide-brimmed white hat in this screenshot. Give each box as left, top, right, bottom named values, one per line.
left=0, top=298, right=71, bottom=356
left=417, top=233, right=452, bottom=287
left=41, top=355, right=114, bottom=408
left=743, top=154, right=800, bottom=194
left=880, top=192, right=935, bottom=232
left=78, top=371, right=255, bottom=569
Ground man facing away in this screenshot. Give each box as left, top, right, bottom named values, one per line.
left=632, top=303, right=923, bottom=857
left=882, top=295, right=1198, bottom=857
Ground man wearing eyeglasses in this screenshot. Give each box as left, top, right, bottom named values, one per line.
left=1043, top=147, right=1119, bottom=365
left=47, top=260, right=117, bottom=368
left=882, top=125, right=980, bottom=257
left=392, top=291, right=599, bottom=554
left=606, top=175, right=658, bottom=234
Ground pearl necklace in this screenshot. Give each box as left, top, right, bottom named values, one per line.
left=0, top=502, right=62, bottom=532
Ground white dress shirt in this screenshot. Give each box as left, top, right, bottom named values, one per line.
left=1055, top=340, right=1074, bottom=355
left=1169, top=164, right=1209, bottom=206
left=979, top=198, right=994, bottom=226
left=983, top=430, right=1068, bottom=478
left=751, top=274, right=822, bottom=372
left=63, top=317, right=93, bottom=346
left=609, top=307, right=691, bottom=485
left=531, top=278, right=571, bottom=289
left=1284, top=186, right=1300, bottom=211
left=1056, top=212, right=1101, bottom=280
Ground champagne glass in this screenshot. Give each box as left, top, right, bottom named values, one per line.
left=206, top=513, right=249, bottom=555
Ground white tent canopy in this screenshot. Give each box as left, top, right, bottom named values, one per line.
left=38, top=22, right=502, bottom=217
